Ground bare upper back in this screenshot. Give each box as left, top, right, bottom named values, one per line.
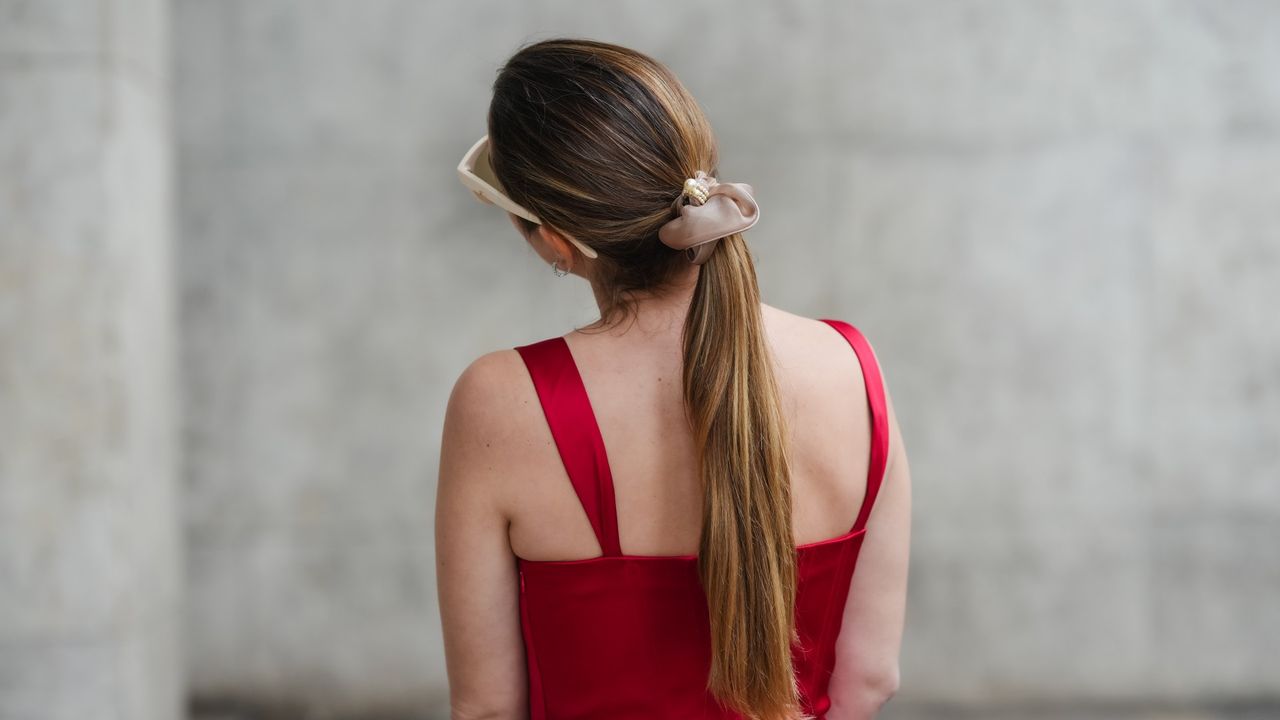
left=488, top=303, right=877, bottom=562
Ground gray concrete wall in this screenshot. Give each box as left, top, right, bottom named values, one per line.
left=172, top=0, right=1280, bottom=716
left=0, top=0, right=183, bottom=719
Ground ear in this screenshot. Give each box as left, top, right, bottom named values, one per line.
left=535, top=225, right=579, bottom=270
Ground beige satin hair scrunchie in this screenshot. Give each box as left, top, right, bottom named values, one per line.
left=657, top=170, right=760, bottom=265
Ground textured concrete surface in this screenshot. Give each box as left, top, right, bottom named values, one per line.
left=0, top=0, right=183, bottom=719
left=171, top=0, right=1280, bottom=715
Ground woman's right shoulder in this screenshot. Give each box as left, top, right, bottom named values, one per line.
left=763, top=304, right=879, bottom=377
left=762, top=306, right=888, bottom=447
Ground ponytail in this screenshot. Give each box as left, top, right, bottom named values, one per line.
left=684, top=235, right=804, bottom=720
left=490, top=37, right=807, bottom=720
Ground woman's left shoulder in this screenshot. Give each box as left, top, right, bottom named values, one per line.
left=444, top=348, right=533, bottom=437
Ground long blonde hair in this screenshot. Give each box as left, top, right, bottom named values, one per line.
left=489, top=38, right=802, bottom=720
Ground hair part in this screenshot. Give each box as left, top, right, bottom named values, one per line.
left=489, top=38, right=805, bottom=720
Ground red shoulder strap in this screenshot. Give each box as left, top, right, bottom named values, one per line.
left=819, top=319, right=890, bottom=533
left=514, top=337, right=623, bottom=557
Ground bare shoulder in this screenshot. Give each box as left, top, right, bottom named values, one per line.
left=446, top=349, right=528, bottom=429
left=441, top=348, right=546, bottom=475
left=448, top=348, right=530, bottom=407
left=761, top=303, right=875, bottom=386
left=762, top=305, right=907, bottom=471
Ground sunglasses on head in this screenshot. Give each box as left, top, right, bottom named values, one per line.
left=456, top=135, right=599, bottom=259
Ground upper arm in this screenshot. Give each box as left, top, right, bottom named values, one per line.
left=827, top=357, right=913, bottom=717
left=435, top=350, right=531, bottom=720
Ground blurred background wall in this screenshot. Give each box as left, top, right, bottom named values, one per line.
left=3, top=1, right=1279, bottom=719
left=0, top=0, right=183, bottom=719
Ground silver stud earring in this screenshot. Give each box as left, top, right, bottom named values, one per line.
left=551, top=259, right=569, bottom=277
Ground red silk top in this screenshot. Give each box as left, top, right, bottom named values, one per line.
left=513, top=319, right=889, bottom=719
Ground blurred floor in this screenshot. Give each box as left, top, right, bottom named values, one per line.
left=884, top=701, right=1280, bottom=720
left=189, top=700, right=1280, bottom=720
